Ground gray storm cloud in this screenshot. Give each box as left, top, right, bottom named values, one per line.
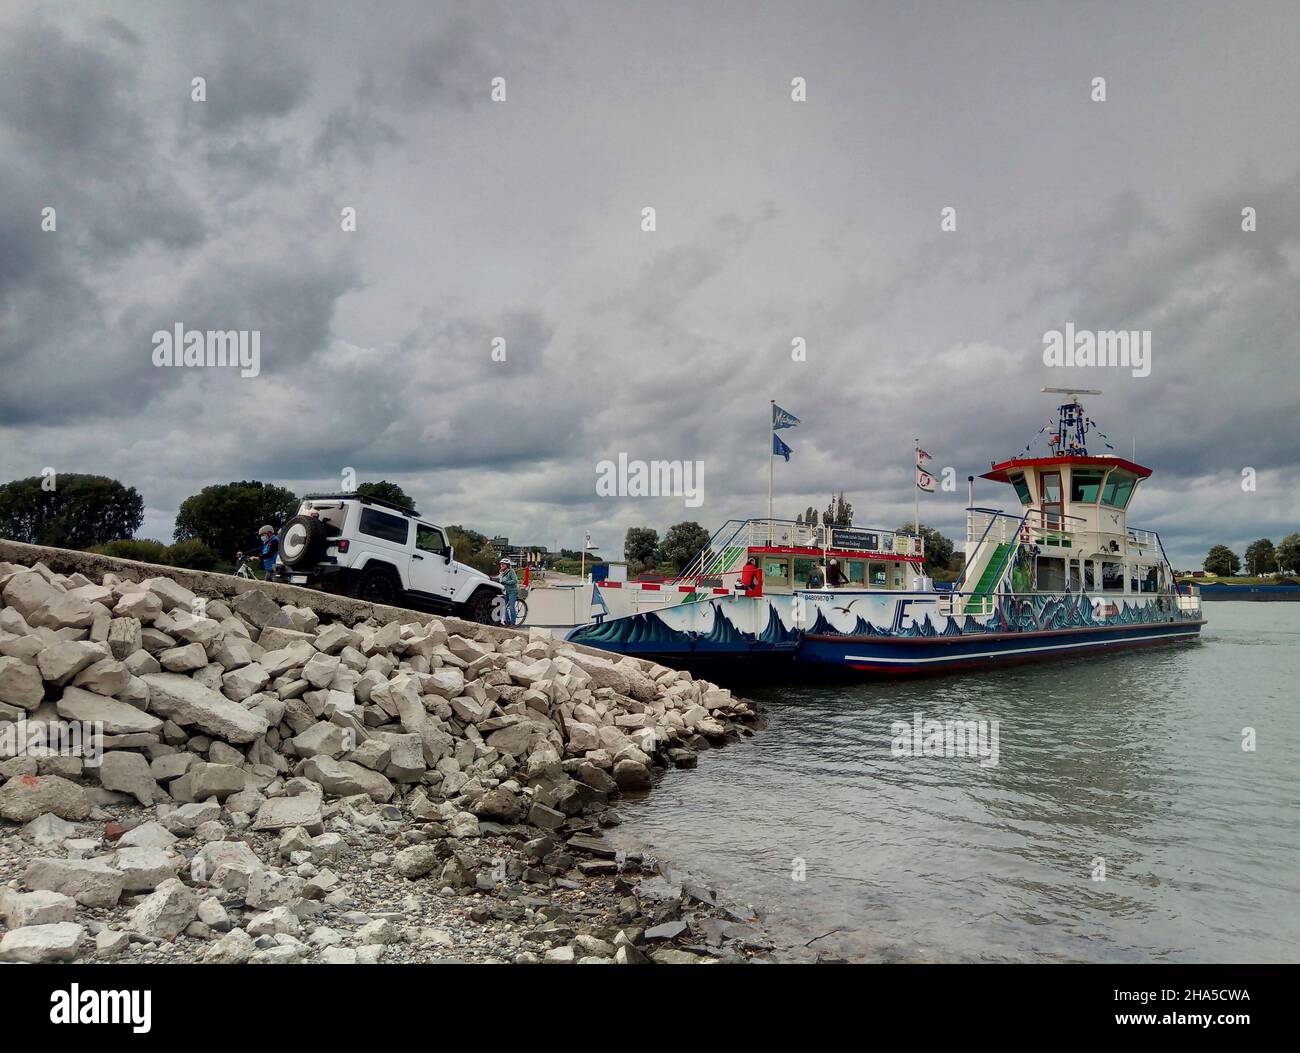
left=0, top=0, right=1296, bottom=567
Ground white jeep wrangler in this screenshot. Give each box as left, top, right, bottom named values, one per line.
left=275, top=494, right=504, bottom=623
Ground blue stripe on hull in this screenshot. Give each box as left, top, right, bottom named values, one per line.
left=799, top=619, right=1203, bottom=676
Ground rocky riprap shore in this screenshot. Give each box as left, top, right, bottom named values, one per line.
left=0, top=557, right=770, bottom=964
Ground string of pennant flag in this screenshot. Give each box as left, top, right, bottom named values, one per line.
left=772, top=402, right=799, bottom=461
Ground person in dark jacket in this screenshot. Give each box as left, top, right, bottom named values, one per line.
left=827, top=559, right=847, bottom=587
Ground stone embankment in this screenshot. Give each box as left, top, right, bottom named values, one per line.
left=0, top=541, right=770, bottom=964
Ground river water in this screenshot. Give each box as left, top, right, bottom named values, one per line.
left=614, top=602, right=1300, bottom=962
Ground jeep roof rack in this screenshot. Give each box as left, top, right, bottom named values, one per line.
left=301, top=492, right=420, bottom=517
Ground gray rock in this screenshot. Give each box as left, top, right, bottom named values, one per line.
left=1, top=889, right=77, bottom=927
left=36, top=640, right=110, bottom=685
left=0, top=922, right=84, bottom=963
left=221, top=662, right=270, bottom=701
left=57, top=685, right=163, bottom=735
left=159, top=642, right=208, bottom=672
left=188, top=762, right=246, bottom=800
left=24, top=857, right=125, bottom=907
left=0, top=655, right=44, bottom=710
left=471, top=787, right=522, bottom=823
left=21, top=812, right=79, bottom=845
left=0, top=774, right=91, bottom=821
left=300, top=756, right=394, bottom=802
left=139, top=576, right=197, bottom=613
left=203, top=927, right=255, bottom=963
left=393, top=843, right=442, bottom=879
left=128, top=877, right=200, bottom=939
left=107, top=617, right=143, bottom=660
left=117, top=820, right=178, bottom=850
left=29, top=593, right=95, bottom=631
left=112, top=846, right=181, bottom=891
left=97, top=751, right=159, bottom=805
left=2, top=570, right=62, bottom=620
left=140, top=673, right=269, bottom=743
left=252, top=794, right=324, bottom=833
left=231, top=589, right=292, bottom=630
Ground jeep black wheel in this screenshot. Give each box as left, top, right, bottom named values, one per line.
left=468, top=590, right=497, bottom=624
left=280, top=515, right=329, bottom=569
left=357, top=567, right=399, bottom=606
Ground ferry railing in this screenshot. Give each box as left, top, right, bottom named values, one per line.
left=953, top=508, right=1030, bottom=616
left=675, top=519, right=748, bottom=582
left=1128, top=525, right=1160, bottom=555
left=747, top=519, right=823, bottom=548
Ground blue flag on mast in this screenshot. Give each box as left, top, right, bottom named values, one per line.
left=773, top=433, right=793, bottom=461
left=772, top=404, right=801, bottom=430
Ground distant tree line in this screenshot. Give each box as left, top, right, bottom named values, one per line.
left=1205, top=534, right=1300, bottom=577
left=0, top=474, right=426, bottom=572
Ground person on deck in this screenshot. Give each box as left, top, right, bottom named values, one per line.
left=827, top=559, right=847, bottom=587
left=498, top=558, right=520, bottom=625
left=738, top=557, right=763, bottom=597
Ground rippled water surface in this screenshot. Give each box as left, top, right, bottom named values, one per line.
left=614, top=603, right=1300, bottom=962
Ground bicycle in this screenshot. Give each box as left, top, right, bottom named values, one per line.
left=493, top=590, right=529, bottom=626
left=233, top=553, right=261, bottom=580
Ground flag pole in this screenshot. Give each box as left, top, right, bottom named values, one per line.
left=913, top=437, right=920, bottom=540
left=768, top=400, right=775, bottom=542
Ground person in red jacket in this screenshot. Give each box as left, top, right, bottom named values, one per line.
left=738, top=557, right=763, bottom=596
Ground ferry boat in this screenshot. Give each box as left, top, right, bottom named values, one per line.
left=562, top=391, right=1205, bottom=679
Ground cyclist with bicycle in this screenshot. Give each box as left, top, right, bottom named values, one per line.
left=498, top=558, right=520, bottom=626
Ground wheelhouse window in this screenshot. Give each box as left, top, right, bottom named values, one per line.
left=1070, top=469, right=1105, bottom=503
left=763, top=558, right=790, bottom=585
left=1009, top=471, right=1032, bottom=505
left=359, top=508, right=409, bottom=545
left=1101, top=561, right=1124, bottom=592
left=1102, top=471, right=1137, bottom=509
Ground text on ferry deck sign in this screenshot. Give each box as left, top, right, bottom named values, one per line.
left=830, top=528, right=881, bottom=551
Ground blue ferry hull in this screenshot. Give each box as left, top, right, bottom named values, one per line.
left=565, top=590, right=1206, bottom=684
left=798, top=617, right=1205, bottom=677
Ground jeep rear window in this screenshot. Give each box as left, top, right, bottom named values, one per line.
left=359, top=508, right=409, bottom=545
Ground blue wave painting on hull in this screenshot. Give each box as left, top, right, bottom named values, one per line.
left=566, top=592, right=1199, bottom=656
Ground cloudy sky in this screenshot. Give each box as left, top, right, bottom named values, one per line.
left=1, top=0, right=1296, bottom=568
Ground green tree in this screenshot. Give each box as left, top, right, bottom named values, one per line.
left=657, top=521, right=712, bottom=574
left=1244, top=538, right=1277, bottom=576
left=354, top=480, right=416, bottom=510
left=173, top=481, right=298, bottom=559
left=822, top=492, right=854, bottom=527
left=0, top=474, right=144, bottom=549
left=1203, top=544, right=1240, bottom=576
left=624, top=527, right=660, bottom=577
left=795, top=505, right=818, bottom=526
left=896, top=521, right=956, bottom=572
left=1276, top=533, right=1300, bottom=575
left=444, top=525, right=500, bottom=575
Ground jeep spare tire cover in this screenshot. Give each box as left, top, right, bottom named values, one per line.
left=280, top=515, right=328, bottom=568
